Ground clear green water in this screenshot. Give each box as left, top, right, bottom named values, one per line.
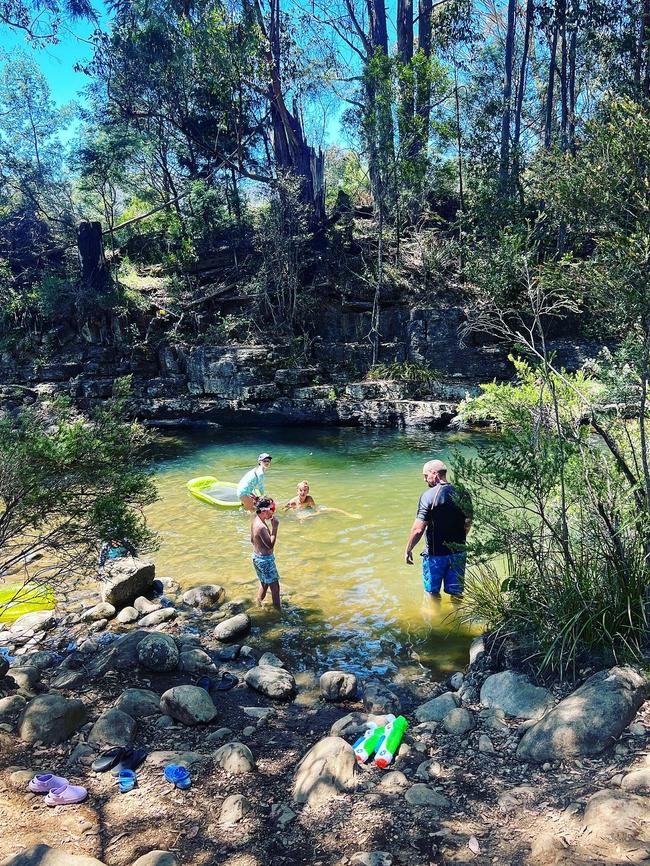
left=149, top=426, right=484, bottom=679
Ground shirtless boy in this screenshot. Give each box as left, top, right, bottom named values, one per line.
left=250, top=497, right=281, bottom=608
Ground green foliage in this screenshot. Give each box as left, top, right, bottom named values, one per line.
left=456, top=356, right=650, bottom=677
left=367, top=361, right=442, bottom=388
left=0, top=383, right=158, bottom=612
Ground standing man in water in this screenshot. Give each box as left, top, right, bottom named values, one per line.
left=404, top=459, right=472, bottom=601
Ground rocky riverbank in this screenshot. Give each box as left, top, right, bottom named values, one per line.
left=1, top=559, right=650, bottom=866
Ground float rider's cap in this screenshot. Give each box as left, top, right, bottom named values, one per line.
left=424, top=459, right=447, bottom=473
left=258, top=453, right=272, bottom=462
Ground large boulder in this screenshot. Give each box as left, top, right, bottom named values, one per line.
left=0, top=694, right=26, bottom=726
left=245, top=665, right=295, bottom=700
left=114, top=688, right=161, bottom=718
left=293, top=736, right=357, bottom=809
left=159, top=685, right=218, bottom=725
left=9, top=666, right=40, bottom=691
left=362, top=681, right=401, bottom=715
left=0, top=845, right=106, bottom=866
left=100, top=557, right=155, bottom=607
left=517, top=666, right=648, bottom=762
left=415, top=692, right=460, bottom=723
left=88, top=631, right=149, bottom=676
left=19, top=694, right=87, bottom=745
left=88, top=708, right=136, bottom=748
left=137, top=633, right=179, bottom=672
left=582, top=789, right=649, bottom=842
left=214, top=613, right=251, bottom=642
left=320, top=671, right=358, bottom=701
left=214, top=741, right=255, bottom=774
left=480, top=671, right=554, bottom=720
left=182, top=584, right=225, bottom=609
left=130, top=854, right=178, bottom=866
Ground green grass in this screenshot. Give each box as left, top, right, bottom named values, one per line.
left=0, top=583, right=54, bottom=623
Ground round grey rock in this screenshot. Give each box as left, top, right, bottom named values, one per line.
left=0, top=694, right=26, bottom=725
left=219, top=793, right=253, bottom=825
left=214, top=741, right=255, bottom=774
left=9, top=666, right=40, bottom=690
left=116, top=606, right=139, bottom=624
left=320, top=671, right=358, bottom=701
left=182, top=584, right=225, bottom=609
left=88, top=708, right=136, bottom=748
left=214, top=613, right=251, bottom=642
left=179, top=648, right=217, bottom=675
left=160, top=685, right=217, bottom=725
left=114, top=688, right=161, bottom=718
left=137, top=633, right=179, bottom=672
left=376, top=770, right=409, bottom=795
left=405, top=783, right=451, bottom=809
left=362, top=680, right=400, bottom=715
left=130, top=853, right=178, bottom=866
left=19, top=694, right=87, bottom=744
left=443, top=707, right=475, bottom=735
left=81, top=602, right=116, bottom=622
left=138, top=607, right=176, bottom=628
left=480, top=670, right=554, bottom=720
left=415, top=691, right=460, bottom=723
left=245, top=665, right=295, bottom=700
left=134, top=596, right=161, bottom=614
left=258, top=652, right=284, bottom=667
left=293, top=736, right=357, bottom=808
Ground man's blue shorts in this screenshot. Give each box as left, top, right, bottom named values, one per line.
left=252, top=553, right=280, bottom=586
left=422, top=553, right=466, bottom=596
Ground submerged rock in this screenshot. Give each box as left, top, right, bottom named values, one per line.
left=159, top=685, right=217, bottom=725
left=293, top=736, right=357, bottom=808
left=19, top=694, right=87, bottom=745
left=138, top=608, right=176, bottom=627
left=480, top=671, right=555, bottom=720
left=245, top=665, right=295, bottom=700
left=320, top=671, right=358, bottom=701
left=517, top=666, right=648, bottom=762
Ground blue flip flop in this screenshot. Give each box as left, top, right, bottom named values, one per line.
left=164, top=764, right=191, bottom=790
left=116, top=769, right=136, bottom=793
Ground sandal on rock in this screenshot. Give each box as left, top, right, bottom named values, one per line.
left=110, top=747, right=147, bottom=777
left=115, top=769, right=136, bottom=793
left=214, top=671, right=239, bottom=691
left=28, top=774, right=69, bottom=793
left=164, top=764, right=191, bottom=790
left=44, top=784, right=87, bottom=806
left=92, top=746, right=126, bottom=773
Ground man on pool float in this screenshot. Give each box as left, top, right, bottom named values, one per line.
left=237, top=452, right=272, bottom=511
left=404, top=459, right=472, bottom=601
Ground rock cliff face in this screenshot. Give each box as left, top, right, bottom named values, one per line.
left=0, top=305, right=599, bottom=428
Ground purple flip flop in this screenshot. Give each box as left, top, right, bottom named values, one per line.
left=28, top=774, right=69, bottom=793
left=44, top=783, right=87, bottom=806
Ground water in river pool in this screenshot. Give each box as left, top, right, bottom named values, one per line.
left=149, top=425, right=484, bottom=680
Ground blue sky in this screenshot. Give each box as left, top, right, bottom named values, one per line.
left=0, top=17, right=100, bottom=109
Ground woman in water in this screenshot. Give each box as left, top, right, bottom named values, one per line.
left=284, top=480, right=360, bottom=519
left=237, top=453, right=272, bottom=511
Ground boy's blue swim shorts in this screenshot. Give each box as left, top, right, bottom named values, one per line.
left=252, top=553, right=280, bottom=586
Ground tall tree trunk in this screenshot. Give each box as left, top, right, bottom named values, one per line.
left=544, top=4, right=560, bottom=149
left=559, top=0, right=568, bottom=150
left=513, top=0, right=534, bottom=189
left=397, top=0, right=414, bottom=153
left=454, top=64, right=465, bottom=270
left=364, top=0, right=396, bottom=215
left=413, top=0, right=432, bottom=157
left=568, top=19, right=576, bottom=152
left=499, top=0, right=517, bottom=194
left=250, top=0, right=325, bottom=222
left=644, top=0, right=650, bottom=99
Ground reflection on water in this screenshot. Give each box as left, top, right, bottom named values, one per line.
left=148, top=426, right=485, bottom=679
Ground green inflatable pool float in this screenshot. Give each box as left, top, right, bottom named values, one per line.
left=186, top=476, right=241, bottom=509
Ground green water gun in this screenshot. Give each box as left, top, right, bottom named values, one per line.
left=352, top=714, right=395, bottom=764
left=374, top=715, right=409, bottom=768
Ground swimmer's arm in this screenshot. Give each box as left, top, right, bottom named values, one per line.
left=405, top=518, right=426, bottom=565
